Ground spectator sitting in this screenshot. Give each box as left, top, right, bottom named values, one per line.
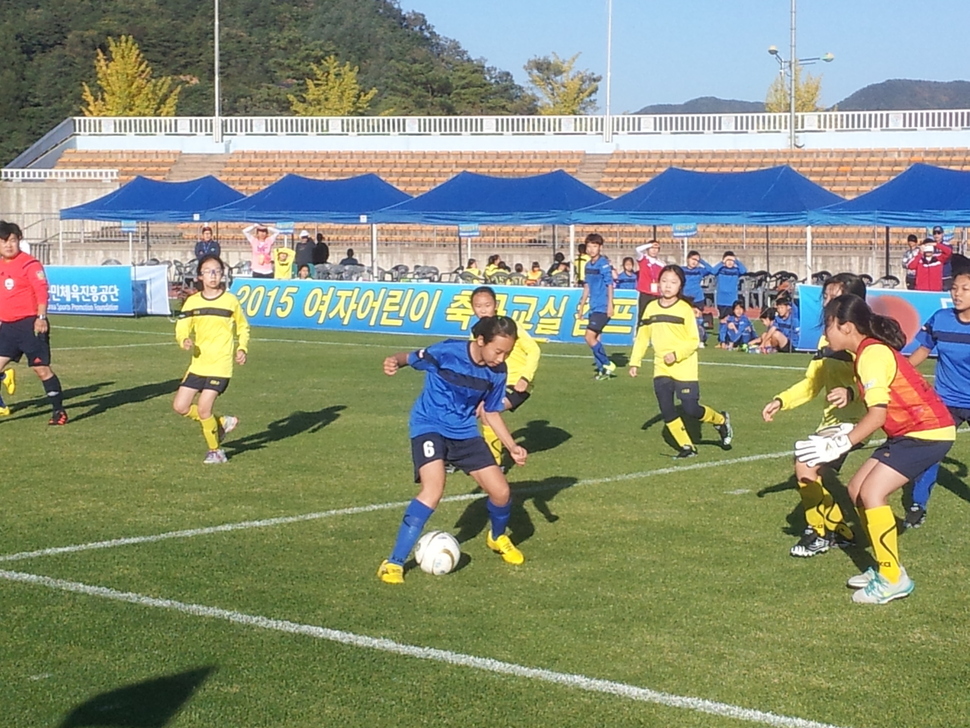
left=615, top=256, right=638, bottom=290
left=908, top=239, right=952, bottom=291
left=711, top=250, right=748, bottom=320
left=312, top=234, right=330, bottom=265
left=194, top=225, right=220, bottom=261
left=547, top=252, right=566, bottom=276
left=718, top=301, right=756, bottom=349
left=297, top=264, right=312, bottom=280
left=513, top=263, right=524, bottom=274
left=526, top=261, right=543, bottom=286
left=573, top=244, right=590, bottom=285
left=339, top=248, right=360, bottom=266
left=294, top=230, right=314, bottom=269
left=750, top=294, right=799, bottom=353
left=465, top=258, right=482, bottom=278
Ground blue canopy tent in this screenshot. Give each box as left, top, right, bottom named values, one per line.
left=571, top=165, right=844, bottom=275
left=371, top=169, right=610, bottom=278
left=204, top=173, right=412, bottom=276
left=59, top=175, right=244, bottom=265
left=60, top=175, right=243, bottom=222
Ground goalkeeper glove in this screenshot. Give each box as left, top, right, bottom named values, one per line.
left=794, top=433, right=852, bottom=467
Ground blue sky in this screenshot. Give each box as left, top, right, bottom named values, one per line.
left=403, top=0, right=969, bottom=112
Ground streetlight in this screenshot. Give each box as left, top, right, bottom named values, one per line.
left=604, top=0, right=613, bottom=143
left=768, top=0, right=833, bottom=149
left=213, top=0, right=222, bottom=144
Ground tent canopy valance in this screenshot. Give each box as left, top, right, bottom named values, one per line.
left=60, top=175, right=243, bottom=222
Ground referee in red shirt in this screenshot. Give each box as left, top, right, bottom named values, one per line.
left=0, top=221, right=68, bottom=425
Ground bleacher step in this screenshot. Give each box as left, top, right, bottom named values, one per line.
left=165, top=153, right=231, bottom=182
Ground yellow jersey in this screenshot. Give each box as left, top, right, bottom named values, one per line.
left=176, top=290, right=250, bottom=379
left=630, top=298, right=699, bottom=381
left=773, top=335, right=867, bottom=431
left=273, top=247, right=295, bottom=279
left=469, top=323, right=541, bottom=387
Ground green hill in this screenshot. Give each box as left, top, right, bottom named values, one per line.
left=0, top=0, right=534, bottom=166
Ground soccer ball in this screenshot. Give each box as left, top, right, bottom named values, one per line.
left=414, top=530, right=461, bottom=575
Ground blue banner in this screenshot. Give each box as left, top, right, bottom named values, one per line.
left=229, top=279, right=640, bottom=345
left=798, top=284, right=953, bottom=354
left=47, top=266, right=134, bottom=316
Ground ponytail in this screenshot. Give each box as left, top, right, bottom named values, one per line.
left=823, top=294, right=906, bottom=351
left=471, top=315, right=518, bottom=343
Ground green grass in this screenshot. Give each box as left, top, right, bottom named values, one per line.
left=2, top=316, right=969, bottom=728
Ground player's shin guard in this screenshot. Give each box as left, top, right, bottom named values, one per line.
left=482, top=423, right=503, bottom=465
left=911, top=463, right=939, bottom=508
left=820, top=486, right=854, bottom=541
left=666, top=417, right=694, bottom=450
left=389, top=499, right=434, bottom=565
left=591, top=342, right=609, bottom=368
left=699, top=406, right=725, bottom=426
left=200, top=415, right=220, bottom=450
left=797, top=478, right=826, bottom=536
left=486, top=498, right=512, bottom=540
left=42, top=374, right=64, bottom=412
left=863, top=505, right=901, bottom=582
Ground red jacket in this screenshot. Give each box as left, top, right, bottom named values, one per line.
left=0, top=251, right=49, bottom=322
left=907, top=245, right=952, bottom=291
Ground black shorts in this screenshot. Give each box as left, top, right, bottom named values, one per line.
left=777, top=339, right=795, bottom=353
left=586, top=312, right=611, bottom=333
left=505, top=386, right=531, bottom=412
left=181, top=372, right=231, bottom=394
left=0, top=317, right=52, bottom=367
left=411, top=433, right=496, bottom=482
left=871, top=436, right=953, bottom=481
left=717, top=305, right=734, bottom=320
left=252, top=271, right=274, bottom=279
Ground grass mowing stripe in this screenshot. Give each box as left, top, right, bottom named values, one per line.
left=0, top=569, right=850, bottom=728
left=0, top=449, right=794, bottom=563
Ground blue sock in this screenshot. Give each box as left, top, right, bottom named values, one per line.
left=591, top=342, right=609, bottom=368
left=911, top=464, right=939, bottom=509
left=389, top=499, right=434, bottom=565
left=486, top=498, right=512, bottom=540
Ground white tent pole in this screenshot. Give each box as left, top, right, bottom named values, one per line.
left=128, top=232, right=134, bottom=266
left=58, top=220, right=63, bottom=264
left=370, top=224, right=378, bottom=279
left=569, top=224, right=576, bottom=286
left=805, top=225, right=813, bottom=281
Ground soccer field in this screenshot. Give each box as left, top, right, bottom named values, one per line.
left=2, top=317, right=968, bottom=728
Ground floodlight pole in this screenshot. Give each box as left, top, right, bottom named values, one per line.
left=603, top=0, right=613, bottom=144
left=213, top=0, right=222, bottom=144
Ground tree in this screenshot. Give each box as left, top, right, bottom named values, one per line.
left=287, top=55, right=378, bottom=116
left=81, top=35, right=181, bottom=116
left=765, top=64, right=825, bottom=112
left=524, top=52, right=600, bottom=115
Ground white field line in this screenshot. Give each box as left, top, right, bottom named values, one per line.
left=56, top=343, right=171, bottom=352
left=0, top=569, right=850, bottom=728
left=0, top=450, right=795, bottom=564
left=56, top=324, right=808, bottom=370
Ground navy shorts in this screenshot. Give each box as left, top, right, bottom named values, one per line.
left=717, top=305, right=734, bottom=320
left=0, top=317, right=52, bottom=367
left=587, top=312, right=611, bottom=333
left=871, top=436, right=953, bottom=481
left=411, top=433, right=496, bottom=482
left=946, top=406, right=970, bottom=428
left=181, top=372, right=231, bottom=394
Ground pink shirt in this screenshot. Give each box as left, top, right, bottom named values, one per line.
left=245, top=231, right=278, bottom=275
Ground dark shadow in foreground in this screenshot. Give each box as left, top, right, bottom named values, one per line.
left=59, top=666, right=215, bottom=728
left=223, top=405, right=346, bottom=456
left=70, top=379, right=183, bottom=423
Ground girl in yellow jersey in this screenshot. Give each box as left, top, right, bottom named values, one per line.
left=629, top=265, right=731, bottom=458
left=470, top=286, right=541, bottom=468
left=173, top=255, right=250, bottom=464
left=762, top=273, right=866, bottom=558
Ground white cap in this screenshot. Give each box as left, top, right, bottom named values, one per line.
left=922, top=243, right=936, bottom=253
left=300, top=229, right=311, bottom=238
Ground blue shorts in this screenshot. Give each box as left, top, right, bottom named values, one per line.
left=871, top=437, right=953, bottom=481
left=410, top=433, right=496, bottom=482
left=586, top=312, right=611, bottom=333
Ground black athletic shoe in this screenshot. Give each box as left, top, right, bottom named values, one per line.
left=790, top=527, right=831, bottom=557
left=715, top=411, right=733, bottom=447
left=48, top=410, right=68, bottom=426
left=673, top=446, right=698, bottom=459
left=903, top=504, right=926, bottom=529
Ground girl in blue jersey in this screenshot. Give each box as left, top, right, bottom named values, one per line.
left=615, top=257, right=638, bottom=290
left=378, top=316, right=529, bottom=584
left=718, top=301, right=756, bottom=349
left=905, top=270, right=970, bottom=528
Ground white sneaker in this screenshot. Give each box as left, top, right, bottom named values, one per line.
left=847, top=567, right=878, bottom=589
left=203, top=448, right=228, bottom=464
left=851, top=568, right=914, bottom=604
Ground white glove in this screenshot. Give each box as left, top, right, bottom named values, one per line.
left=794, top=434, right=852, bottom=467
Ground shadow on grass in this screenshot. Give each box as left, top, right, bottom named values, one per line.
left=59, top=665, right=215, bottom=728
left=69, top=379, right=183, bottom=423
left=608, top=352, right=630, bottom=368
left=512, top=419, right=571, bottom=455
left=2, top=381, right=115, bottom=421
left=451, top=475, right=579, bottom=547
left=223, top=405, right=346, bottom=456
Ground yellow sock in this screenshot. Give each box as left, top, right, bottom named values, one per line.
left=820, top=487, right=854, bottom=541
left=864, top=505, right=901, bottom=583
left=200, top=415, right=220, bottom=450
left=700, top=406, right=725, bottom=426
left=481, top=423, right=503, bottom=465
left=666, top=417, right=694, bottom=450
left=797, top=478, right=826, bottom=536
left=184, top=404, right=201, bottom=422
